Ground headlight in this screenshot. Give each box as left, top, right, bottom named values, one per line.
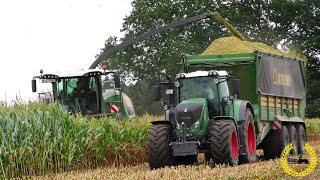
left=190, top=121, right=199, bottom=132
left=208, top=70, right=217, bottom=76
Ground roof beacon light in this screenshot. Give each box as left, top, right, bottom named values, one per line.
left=102, top=64, right=107, bottom=73
left=40, top=69, right=43, bottom=77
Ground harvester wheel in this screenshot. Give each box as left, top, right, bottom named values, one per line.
left=147, top=124, right=173, bottom=169
left=239, top=108, right=256, bottom=164
left=287, top=124, right=298, bottom=155
left=209, top=120, right=239, bottom=166
left=295, top=124, right=306, bottom=155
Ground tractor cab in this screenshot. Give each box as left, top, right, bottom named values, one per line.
left=176, top=70, right=230, bottom=118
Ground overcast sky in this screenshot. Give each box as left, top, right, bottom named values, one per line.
left=0, top=0, right=133, bottom=102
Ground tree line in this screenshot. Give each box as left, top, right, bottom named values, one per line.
left=98, top=0, right=320, bottom=117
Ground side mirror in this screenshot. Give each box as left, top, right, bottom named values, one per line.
left=154, top=86, right=161, bottom=101
left=114, top=74, right=121, bottom=89
left=32, top=79, right=37, bottom=92
left=233, top=79, right=240, bottom=95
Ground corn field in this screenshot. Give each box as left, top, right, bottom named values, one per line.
left=0, top=102, right=319, bottom=179
left=0, top=102, right=154, bottom=178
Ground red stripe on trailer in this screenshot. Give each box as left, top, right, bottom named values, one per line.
left=272, top=121, right=281, bottom=130
left=110, top=104, right=119, bottom=113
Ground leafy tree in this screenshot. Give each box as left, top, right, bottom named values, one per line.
left=98, top=0, right=320, bottom=116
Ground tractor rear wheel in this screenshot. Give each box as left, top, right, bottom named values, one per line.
left=147, top=124, right=173, bottom=169
left=287, top=124, right=298, bottom=155
left=239, top=108, right=256, bottom=164
left=209, top=120, right=239, bottom=166
left=295, top=124, right=306, bottom=155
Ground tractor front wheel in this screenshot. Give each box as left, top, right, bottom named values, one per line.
left=209, top=120, right=239, bottom=166
left=147, top=124, right=173, bottom=169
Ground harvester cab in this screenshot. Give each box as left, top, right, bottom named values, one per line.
left=31, top=68, right=135, bottom=119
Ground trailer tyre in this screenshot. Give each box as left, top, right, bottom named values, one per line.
left=209, top=120, right=239, bottom=166
left=263, top=125, right=289, bottom=159
left=147, top=124, right=173, bottom=169
left=278, top=125, right=290, bottom=156
left=295, top=124, right=306, bottom=155
left=287, top=124, right=298, bottom=155
left=239, top=108, right=256, bottom=164
left=263, top=130, right=278, bottom=160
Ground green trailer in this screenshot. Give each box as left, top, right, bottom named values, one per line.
left=147, top=51, right=306, bottom=169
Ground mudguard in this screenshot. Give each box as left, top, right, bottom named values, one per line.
left=150, top=120, right=174, bottom=129
left=233, top=100, right=254, bottom=122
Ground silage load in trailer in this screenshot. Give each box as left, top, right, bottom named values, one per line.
left=202, top=37, right=306, bottom=61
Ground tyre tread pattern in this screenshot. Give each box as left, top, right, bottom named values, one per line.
left=147, top=124, right=172, bottom=169
left=208, top=120, right=238, bottom=166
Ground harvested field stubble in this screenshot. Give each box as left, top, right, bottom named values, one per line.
left=202, top=37, right=306, bottom=61
left=41, top=140, right=320, bottom=180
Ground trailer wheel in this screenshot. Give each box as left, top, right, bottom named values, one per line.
left=287, top=124, right=298, bottom=155
left=278, top=125, right=290, bottom=156
left=147, top=124, right=173, bottom=169
left=209, top=120, right=239, bottom=166
left=263, top=130, right=278, bottom=160
left=239, top=108, right=256, bottom=164
left=295, top=124, right=306, bottom=155
left=263, top=125, right=290, bottom=159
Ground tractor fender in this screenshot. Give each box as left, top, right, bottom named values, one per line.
left=212, top=116, right=239, bottom=134
left=233, top=100, right=254, bottom=122
left=150, top=120, right=174, bottom=129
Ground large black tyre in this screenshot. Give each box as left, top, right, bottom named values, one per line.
left=295, top=124, right=306, bottom=155
left=263, top=125, right=290, bottom=159
left=278, top=125, right=290, bottom=155
left=175, top=155, right=198, bottom=165
left=287, top=124, right=298, bottom=155
left=238, top=108, right=256, bottom=164
left=147, top=124, right=173, bottom=169
left=209, top=120, right=239, bottom=166
left=262, top=130, right=278, bottom=160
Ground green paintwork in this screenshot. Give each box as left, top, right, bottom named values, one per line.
left=232, top=99, right=242, bottom=121
left=179, top=98, right=209, bottom=136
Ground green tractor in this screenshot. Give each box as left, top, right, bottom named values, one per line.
left=148, top=52, right=306, bottom=169
left=31, top=68, right=135, bottom=119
